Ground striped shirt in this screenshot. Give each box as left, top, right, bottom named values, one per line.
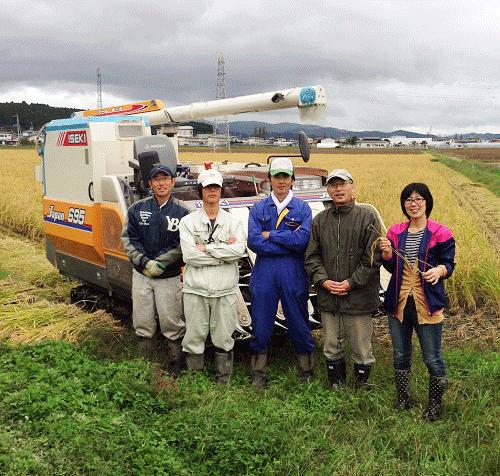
left=405, top=230, right=424, bottom=265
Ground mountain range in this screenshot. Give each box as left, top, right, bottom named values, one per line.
left=224, top=121, right=500, bottom=141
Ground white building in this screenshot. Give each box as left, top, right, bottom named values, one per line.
left=248, top=137, right=267, bottom=146
left=0, top=132, right=18, bottom=145
left=178, top=126, right=196, bottom=146
left=178, top=126, right=194, bottom=138
left=273, top=137, right=294, bottom=147
left=388, top=136, right=433, bottom=147
left=317, top=138, right=340, bottom=148
left=358, top=137, right=390, bottom=148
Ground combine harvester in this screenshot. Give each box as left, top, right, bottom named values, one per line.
left=36, top=85, right=387, bottom=338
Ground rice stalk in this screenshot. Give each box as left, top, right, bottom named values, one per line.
left=0, top=298, right=123, bottom=345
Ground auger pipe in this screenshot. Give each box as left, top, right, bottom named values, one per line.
left=141, top=85, right=326, bottom=126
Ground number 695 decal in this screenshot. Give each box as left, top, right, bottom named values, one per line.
left=68, top=208, right=86, bottom=225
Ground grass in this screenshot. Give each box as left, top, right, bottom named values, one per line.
left=428, top=150, right=500, bottom=197
left=0, top=339, right=498, bottom=475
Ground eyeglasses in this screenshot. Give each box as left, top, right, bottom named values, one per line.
left=327, top=181, right=352, bottom=189
left=404, top=197, right=425, bottom=205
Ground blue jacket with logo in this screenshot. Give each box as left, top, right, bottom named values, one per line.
left=121, top=195, right=190, bottom=278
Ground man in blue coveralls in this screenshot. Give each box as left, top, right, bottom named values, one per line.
left=247, top=157, right=315, bottom=387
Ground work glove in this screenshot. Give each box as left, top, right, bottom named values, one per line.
left=145, top=260, right=166, bottom=277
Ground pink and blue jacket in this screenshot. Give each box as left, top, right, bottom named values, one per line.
left=382, top=219, right=456, bottom=316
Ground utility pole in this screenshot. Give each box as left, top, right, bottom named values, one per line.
left=13, top=114, right=21, bottom=146
left=97, top=68, right=103, bottom=108
left=212, top=53, right=230, bottom=152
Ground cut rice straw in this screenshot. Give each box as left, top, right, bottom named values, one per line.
left=368, top=223, right=425, bottom=273
left=0, top=279, right=123, bottom=345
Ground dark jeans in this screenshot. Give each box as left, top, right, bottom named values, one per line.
left=388, top=297, right=446, bottom=377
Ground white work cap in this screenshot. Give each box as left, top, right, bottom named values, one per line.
left=269, top=157, right=294, bottom=176
left=198, top=169, right=223, bottom=187
left=326, top=168, right=354, bottom=184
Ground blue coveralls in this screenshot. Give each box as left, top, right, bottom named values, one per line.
left=248, top=195, right=315, bottom=355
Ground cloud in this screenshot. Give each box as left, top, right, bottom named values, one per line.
left=1, top=0, right=499, bottom=134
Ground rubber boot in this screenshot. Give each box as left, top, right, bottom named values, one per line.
left=296, top=353, right=314, bottom=383
left=186, top=352, right=204, bottom=371
left=250, top=352, right=268, bottom=389
left=394, top=369, right=413, bottom=410
left=423, top=376, right=447, bottom=421
left=354, top=363, right=372, bottom=390
left=215, top=351, right=233, bottom=384
left=326, top=358, right=346, bottom=389
left=166, top=338, right=186, bottom=376
left=136, top=335, right=156, bottom=359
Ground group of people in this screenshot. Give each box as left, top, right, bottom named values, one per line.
left=121, top=158, right=455, bottom=421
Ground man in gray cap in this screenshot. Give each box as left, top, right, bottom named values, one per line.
left=305, top=169, right=381, bottom=389
left=121, top=164, right=190, bottom=374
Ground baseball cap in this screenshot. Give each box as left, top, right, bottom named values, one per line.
left=269, top=157, right=294, bottom=176
left=198, top=169, right=223, bottom=187
left=150, top=164, right=174, bottom=179
left=326, top=168, right=354, bottom=184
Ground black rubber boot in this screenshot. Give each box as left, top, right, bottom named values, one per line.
left=215, top=351, right=233, bottom=384
left=326, top=358, right=346, bottom=389
left=136, top=335, right=156, bottom=359
left=296, top=353, right=314, bottom=383
left=186, top=353, right=204, bottom=371
left=423, top=376, right=447, bottom=421
left=250, top=352, right=268, bottom=389
left=394, top=369, right=413, bottom=410
left=354, top=363, right=372, bottom=390
left=165, top=338, right=186, bottom=376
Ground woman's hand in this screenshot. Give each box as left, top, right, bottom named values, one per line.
left=422, top=266, right=445, bottom=285
left=378, top=237, right=393, bottom=260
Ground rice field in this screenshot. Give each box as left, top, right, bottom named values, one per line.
left=0, top=147, right=498, bottom=315
left=437, top=147, right=500, bottom=164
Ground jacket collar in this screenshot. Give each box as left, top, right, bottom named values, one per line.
left=330, top=200, right=355, bottom=214
left=153, top=194, right=173, bottom=209
left=199, top=207, right=226, bottom=226
left=264, top=194, right=296, bottom=209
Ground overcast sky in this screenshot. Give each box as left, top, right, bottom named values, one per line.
left=1, top=0, right=499, bottom=135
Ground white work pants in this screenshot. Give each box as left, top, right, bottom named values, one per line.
left=132, top=269, right=184, bottom=340
left=182, top=293, right=237, bottom=354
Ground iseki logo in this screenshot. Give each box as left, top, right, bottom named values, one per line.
left=57, top=130, right=88, bottom=147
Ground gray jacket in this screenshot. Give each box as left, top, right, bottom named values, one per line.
left=179, top=208, right=247, bottom=298
left=305, top=202, right=381, bottom=315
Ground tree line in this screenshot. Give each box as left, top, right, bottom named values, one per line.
left=0, top=102, right=79, bottom=130
left=0, top=101, right=214, bottom=136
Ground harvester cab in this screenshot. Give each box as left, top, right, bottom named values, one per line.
left=36, top=85, right=387, bottom=339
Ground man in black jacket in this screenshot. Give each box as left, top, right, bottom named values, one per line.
left=305, top=169, right=381, bottom=389
left=121, top=164, right=190, bottom=373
